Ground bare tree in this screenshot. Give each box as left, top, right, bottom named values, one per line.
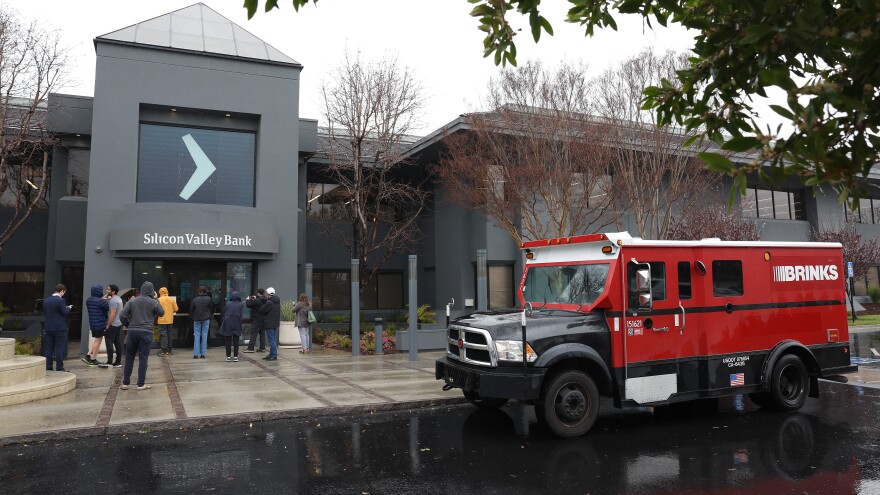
left=317, top=50, right=427, bottom=293
left=668, top=202, right=761, bottom=241
left=593, top=48, right=715, bottom=240
left=436, top=61, right=615, bottom=245
left=811, top=224, right=880, bottom=283
left=0, top=7, right=68, bottom=255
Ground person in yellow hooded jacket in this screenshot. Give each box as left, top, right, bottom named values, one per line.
left=157, top=287, right=179, bottom=356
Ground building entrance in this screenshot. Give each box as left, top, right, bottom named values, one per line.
left=132, top=260, right=255, bottom=350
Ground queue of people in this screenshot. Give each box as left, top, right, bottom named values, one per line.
left=44, top=281, right=313, bottom=389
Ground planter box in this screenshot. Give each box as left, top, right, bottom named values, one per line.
left=395, top=325, right=446, bottom=351
left=278, top=321, right=302, bottom=347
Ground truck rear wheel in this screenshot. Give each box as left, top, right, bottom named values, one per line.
left=769, top=354, right=809, bottom=411
left=463, top=390, right=508, bottom=409
left=537, top=370, right=599, bottom=438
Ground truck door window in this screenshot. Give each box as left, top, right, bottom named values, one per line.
left=678, top=261, right=692, bottom=299
left=628, top=262, right=666, bottom=308
left=711, top=260, right=744, bottom=296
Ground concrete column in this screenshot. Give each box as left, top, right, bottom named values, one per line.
left=477, top=249, right=488, bottom=312
left=351, top=259, right=360, bottom=357
left=408, top=255, right=418, bottom=361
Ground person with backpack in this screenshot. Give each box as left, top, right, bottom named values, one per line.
left=293, top=292, right=312, bottom=354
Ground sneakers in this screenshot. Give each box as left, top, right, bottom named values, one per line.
left=242, top=349, right=255, bottom=353
left=98, top=363, right=110, bottom=369
left=112, top=363, right=122, bottom=368
left=257, top=349, right=267, bottom=352
left=159, top=351, right=170, bottom=357
left=233, top=357, right=239, bottom=362
left=226, top=356, right=231, bottom=362
left=199, top=355, right=206, bottom=359
left=81, top=357, right=92, bottom=365
left=193, top=355, right=198, bottom=359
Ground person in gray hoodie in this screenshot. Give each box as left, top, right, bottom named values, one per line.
left=119, top=281, right=164, bottom=390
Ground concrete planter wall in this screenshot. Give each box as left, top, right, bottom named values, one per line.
left=395, top=324, right=447, bottom=351
left=278, top=321, right=302, bottom=347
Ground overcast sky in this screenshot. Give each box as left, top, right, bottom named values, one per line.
left=14, top=0, right=698, bottom=135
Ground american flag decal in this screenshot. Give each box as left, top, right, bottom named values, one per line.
left=730, top=373, right=745, bottom=386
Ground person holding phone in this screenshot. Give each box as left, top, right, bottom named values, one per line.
left=43, top=283, right=72, bottom=372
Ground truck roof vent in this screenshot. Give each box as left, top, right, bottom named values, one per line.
left=701, top=237, right=721, bottom=242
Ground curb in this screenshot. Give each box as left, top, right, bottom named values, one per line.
left=0, top=396, right=467, bottom=447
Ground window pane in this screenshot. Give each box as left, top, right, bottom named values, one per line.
left=773, top=190, right=791, bottom=220
left=678, top=262, right=691, bottom=300
left=756, top=189, right=773, bottom=218
left=361, top=274, right=377, bottom=310
left=311, top=271, right=324, bottom=312
left=791, top=190, right=806, bottom=220
left=226, top=262, right=253, bottom=318
left=14, top=271, right=44, bottom=315
left=488, top=265, right=514, bottom=309
left=377, top=272, right=403, bottom=309
left=858, top=200, right=873, bottom=224
left=741, top=188, right=757, bottom=218
left=132, top=261, right=163, bottom=296
left=525, top=264, right=610, bottom=306
left=68, top=149, right=90, bottom=197
left=0, top=272, right=13, bottom=314
left=627, top=262, right=665, bottom=308
left=137, top=124, right=255, bottom=207
left=319, top=272, right=350, bottom=311
left=712, top=260, right=744, bottom=297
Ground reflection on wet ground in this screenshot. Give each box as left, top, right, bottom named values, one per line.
left=1, top=380, right=878, bottom=494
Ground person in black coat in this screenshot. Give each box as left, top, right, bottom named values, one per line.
left=219, top=291, right=244, bottom=362
left=190, top=286, right=215, bottom=359
left=43, top=283, right=72, bottom=372
left=243, top=288, right=267, bottom=353
left=259, top=287, right=281, bottom=361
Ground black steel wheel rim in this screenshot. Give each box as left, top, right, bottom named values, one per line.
left=554, top=383, right=587, bottom=423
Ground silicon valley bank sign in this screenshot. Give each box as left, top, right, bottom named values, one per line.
left=109, top=229, right=279, bottom=254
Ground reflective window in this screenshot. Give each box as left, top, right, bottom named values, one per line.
left=844, top=198, right=880, bottom=225
left=137, top=124, right=255, bottom=206
left=627, top=262, right=666, bottom=309
left=523, top=263, right=610, bottom=306
left=132, top=261, right=163, bottom=296
left=678, top=261, right=692, bottom=300
left=0, top=271, right=44, bottom=314
left=741, top=187, right=805, bottom=220
left=712, top=260, right=744, bottom=297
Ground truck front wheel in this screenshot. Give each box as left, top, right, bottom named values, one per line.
left=537, top=370, right=599, bottom=438
left=769, top=354, right=809, bottom=411
left=463, top=390, right=509, bottom=409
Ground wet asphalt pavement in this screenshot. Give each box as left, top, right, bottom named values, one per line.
left=1, top=380, right=878, bottom=494
left=2, top=332, right=880, bottom=494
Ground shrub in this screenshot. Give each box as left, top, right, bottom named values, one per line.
left=329, top=314, right=350, bottom=323
left=280, top=299, right=297, bottom=321
left=360, top=331, right=397, bottom=354
left=868, top=286, right=880, bottom=304
left=15, top=336, right=41, bottom=356
left=322, top=331, right=352, bottom=350
left=405, top=304, right=437, bottom=324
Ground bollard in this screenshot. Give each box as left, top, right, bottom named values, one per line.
left=408, top=255, right=418, bottom=362
left=351, top=259, right=360, bottom=357
left=374, top=317, right=383, bottom=355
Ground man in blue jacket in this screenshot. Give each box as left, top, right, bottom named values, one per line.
left=84, top=284, right=109, bottom=367
left=43, top=283, right=72, bottom=372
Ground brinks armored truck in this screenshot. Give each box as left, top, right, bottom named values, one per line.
left=436, top=232, right=856, bottom=437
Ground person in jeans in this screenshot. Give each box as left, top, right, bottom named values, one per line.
left=190, top=286, right=214, bottom=359
left=219, top=291, right=243, bottom=362
left=84, top=283, right=109, bottom=366
left=101, top=285, right=124, bottom=368
left=259, top=287, right=281, bottom=361
left=119, top=281, right=164, bottom=390
left=243, top=288, right=267, bottom=353
left=157, top=287, right=179, bottom=356
left=293, top=292, right=312, bottom=354
left=43, top=283, right=71, bottom=372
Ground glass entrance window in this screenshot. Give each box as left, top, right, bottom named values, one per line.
left=133, top=261, right=163, bottom=295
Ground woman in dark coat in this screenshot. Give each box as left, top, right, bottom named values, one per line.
left=219, top=291, right=244, bottom=362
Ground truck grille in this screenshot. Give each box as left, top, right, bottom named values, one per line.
left=446, top=325, right=495, bottom=367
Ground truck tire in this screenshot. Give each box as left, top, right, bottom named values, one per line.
left=537, top=370, right=599, bottom=438
left=769, top=354, right=809, bottom=411
left=463, top=390, right=508, bottom=409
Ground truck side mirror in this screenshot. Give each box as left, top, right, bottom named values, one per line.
left=632, top=264, right=653, bottom=312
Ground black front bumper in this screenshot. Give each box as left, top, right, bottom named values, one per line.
left=435, top=356, right=545, bottom=401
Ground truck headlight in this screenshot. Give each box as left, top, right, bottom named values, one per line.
left=494, top=340, right=537, bottom=362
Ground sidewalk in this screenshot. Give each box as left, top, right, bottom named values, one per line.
left=0, top=345, right=461, bottom=446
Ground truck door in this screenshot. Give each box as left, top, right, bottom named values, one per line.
left=623, top=259, right=682, bottom=404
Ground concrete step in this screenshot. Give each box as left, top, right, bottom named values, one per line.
left=0, top=338, right=14, bottom=361
left=0, top=356, right=47, bottom=387
left=0, top=372, right=77, bottom=407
